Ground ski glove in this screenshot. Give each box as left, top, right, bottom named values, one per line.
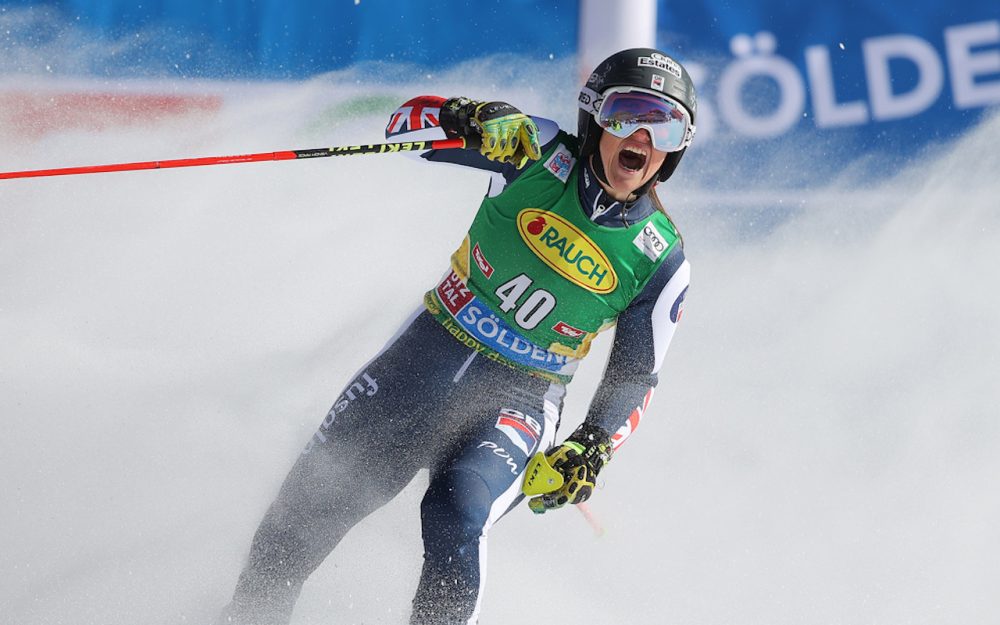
left=441, top=97, right=542, bottom=169
left=525, top=423, right=613, bottom=514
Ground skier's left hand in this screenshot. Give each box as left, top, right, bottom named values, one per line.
left=527, top=424, right=613, bottom=514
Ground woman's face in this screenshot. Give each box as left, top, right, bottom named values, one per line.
left=597, top=129, right=667, bottom=201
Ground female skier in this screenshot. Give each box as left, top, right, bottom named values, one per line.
left=221, top=47, right=696, bottom=625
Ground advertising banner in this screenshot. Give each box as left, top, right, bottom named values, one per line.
left=658, top=0, right=1000, bottom=155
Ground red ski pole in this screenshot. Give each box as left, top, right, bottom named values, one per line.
left=0, top=138, right=467, bottom=180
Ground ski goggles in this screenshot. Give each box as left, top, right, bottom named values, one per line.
left=581, top=86, right=696, bottom=153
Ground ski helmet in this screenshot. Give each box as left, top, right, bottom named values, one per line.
left=578, top=48, right=697, bottom=185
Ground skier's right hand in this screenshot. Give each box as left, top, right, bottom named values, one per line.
left=441, top=97, right=542, bottom=169
left=526, top=423, right=613, bottom=514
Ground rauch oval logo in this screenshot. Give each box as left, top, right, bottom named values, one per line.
left=516, top=208, right=618, bottom=294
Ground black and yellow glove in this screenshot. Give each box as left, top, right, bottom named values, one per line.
left=523, top=423, right=613, bottom=514
left=440, top=97, right=542, bottom=169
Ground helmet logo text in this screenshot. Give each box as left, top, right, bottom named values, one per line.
left=638, top=53, right=682, bottom=79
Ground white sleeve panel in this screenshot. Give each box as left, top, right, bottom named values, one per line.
left=486, top=171, right=509, bottom=198
left=649, top=259, right=690, bottom=374
left=532, top=117, right=561, bottom=146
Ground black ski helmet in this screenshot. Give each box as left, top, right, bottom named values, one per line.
left=578, top=47, right=698, bottom=184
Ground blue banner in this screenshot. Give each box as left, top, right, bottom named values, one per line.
left=657, top=0, right=1000, bottom=157
left=0, top=0, right=578, bottom=78
left=2, top=0, right=997, bottom=179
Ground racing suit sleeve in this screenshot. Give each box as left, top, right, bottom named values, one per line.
left=582, top=245, right=690, bottom=451
left=384, top=95, right=561, bottom=194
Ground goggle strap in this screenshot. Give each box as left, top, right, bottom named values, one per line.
left=578, top=86, right=602, bottom=116
left=685, top=124, right=697, bottom=146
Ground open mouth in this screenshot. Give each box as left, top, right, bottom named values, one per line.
left=617, top=146, right=647, bottom=172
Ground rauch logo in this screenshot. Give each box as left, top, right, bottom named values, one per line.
left=516, top=208, right=618, bottom=294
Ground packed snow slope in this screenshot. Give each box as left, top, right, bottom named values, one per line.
left=2, top=60, right=998, bottom=625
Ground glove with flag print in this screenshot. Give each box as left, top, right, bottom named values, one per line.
left=440, top=97, right=542, bottom=169
left=524, top=423, right=613, bottom=514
